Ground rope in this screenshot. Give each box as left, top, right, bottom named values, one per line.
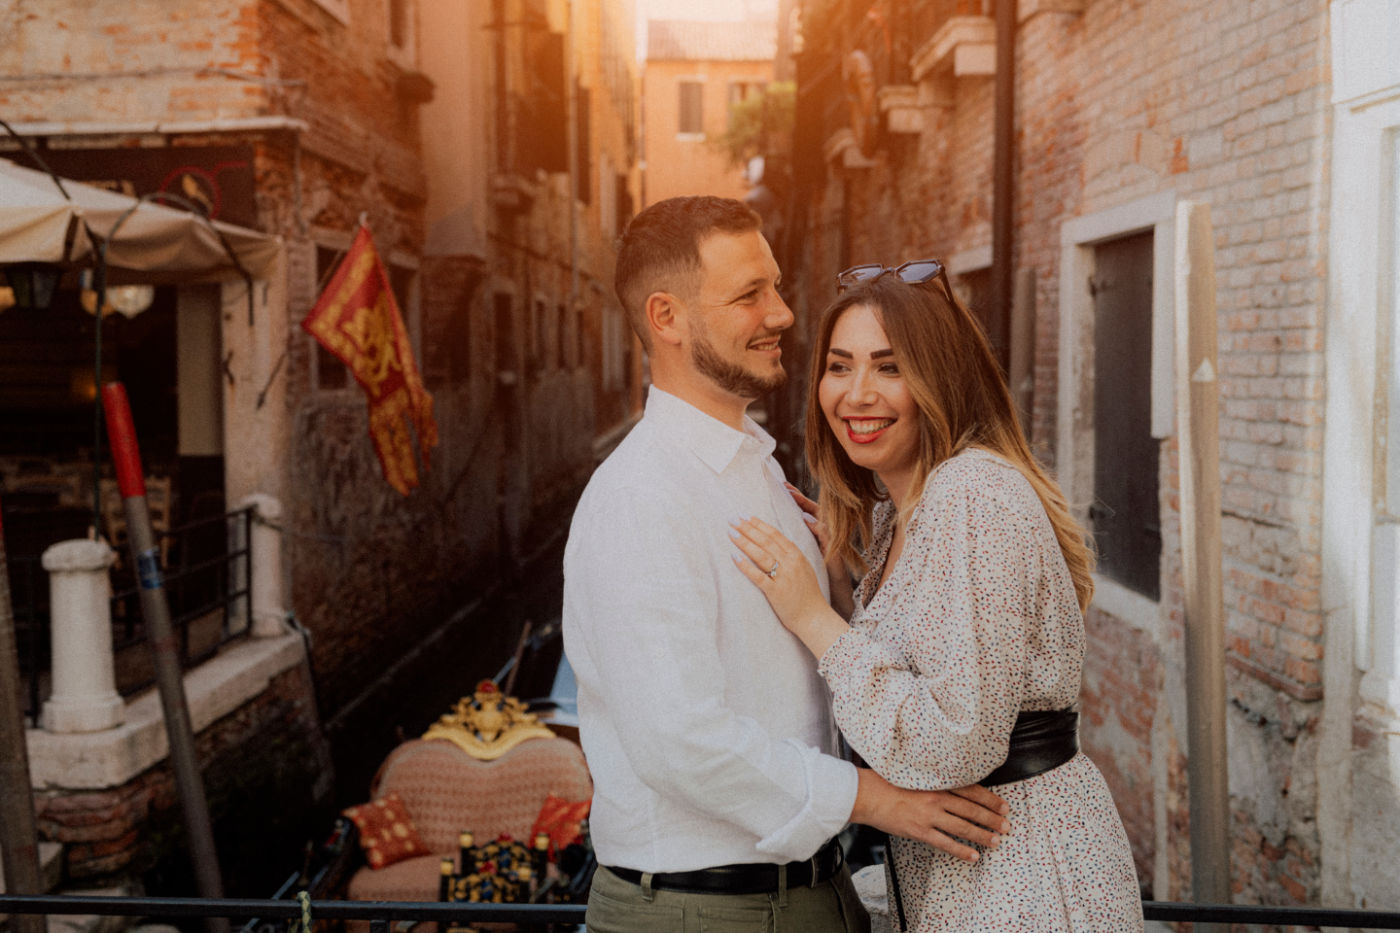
left=288, top=891, right=311, bottom=933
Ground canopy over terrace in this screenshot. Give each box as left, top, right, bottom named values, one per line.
left=0, top=156, right=279, bottom=283
left=0, top=153, right=284, bottom=546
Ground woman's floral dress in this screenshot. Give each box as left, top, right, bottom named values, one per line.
left=819, top=449, right=1144, bottom=932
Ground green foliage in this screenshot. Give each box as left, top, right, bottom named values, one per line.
left=715, top=81, right=796, bottom=167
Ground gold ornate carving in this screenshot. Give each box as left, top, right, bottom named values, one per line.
left=422, top=680, right=556, bottom=760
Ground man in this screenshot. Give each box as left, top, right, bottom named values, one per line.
left=563, top=196, right=1009, bottom=932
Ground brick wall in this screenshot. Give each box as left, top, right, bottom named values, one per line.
left=789, top=0, right=1333, bottom=910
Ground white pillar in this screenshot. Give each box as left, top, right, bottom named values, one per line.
left=238, top=494, right=287, bottom=637
left=41, top=539, right=124, bottom=734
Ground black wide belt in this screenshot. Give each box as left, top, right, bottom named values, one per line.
left=982, top=709, right=1080, bottom=786
left=604, top=837, right=845, bottom=895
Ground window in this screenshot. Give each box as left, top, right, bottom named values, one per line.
left=678, top=81, right=703, bottom=135
left=556, top=303, right=568, bottom=370
left=727, top=81, right=762, bottom=129
left=386, top=0, right=416, bottom=68
left=575, top=306, right=587, bottom=370
left=1327, top=0, right=1400, bottom=721
left=388, top=0, right=409, bottom=48
left=1089, top=232, right=1160, bottom=600
left=599, top=152, right=618, bottom=241
left=447, top=271, right=481, bottom=383
left=533, top=298, right=549, bottom=372
left=577, top=84, right=593, bottom=203
left=494, top=292, right=515, bottom=379
left=1057, top=192, right=1177, bottom=619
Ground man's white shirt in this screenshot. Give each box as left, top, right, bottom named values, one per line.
left=563, top=386, right=858, bottom=872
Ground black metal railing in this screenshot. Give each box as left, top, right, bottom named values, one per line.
left=5, top=893, right=1400, bottom=930
left=7, top=505, right=254, bottom=722
left=108, top=505, right=255, bottom=696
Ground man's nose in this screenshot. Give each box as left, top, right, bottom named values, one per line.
left=765, top=290, right=795, bottom=331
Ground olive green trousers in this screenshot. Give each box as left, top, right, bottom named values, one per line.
left=585, top=863, right=872, bottom=933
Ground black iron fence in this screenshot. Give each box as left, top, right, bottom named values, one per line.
left=5, top=893, right=1400, bottom=931
left=108, top=505, right=255, bottom=695
left=6, top=505, right=254, bottom=722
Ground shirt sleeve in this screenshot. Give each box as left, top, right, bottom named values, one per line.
left=816, top=461, right=1051, bottom=790
left=565, top=482, right=857, bottom=860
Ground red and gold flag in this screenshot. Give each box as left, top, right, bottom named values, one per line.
left=301, top=225, right=438, bottom=495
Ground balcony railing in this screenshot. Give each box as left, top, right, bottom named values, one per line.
left=4, top=893, right=1400, bottom=930
left=6, top=505, right=254, bottom=723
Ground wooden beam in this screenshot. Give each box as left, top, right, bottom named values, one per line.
left=1174, top=200, right=1231, bottom=926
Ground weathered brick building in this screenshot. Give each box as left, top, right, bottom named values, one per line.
left=1, top=0, right=638, bottom=893
left=780, top=0, right=1400, bottom=918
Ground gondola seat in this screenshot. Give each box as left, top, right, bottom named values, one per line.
left=345, top=732, right=592, bottom=905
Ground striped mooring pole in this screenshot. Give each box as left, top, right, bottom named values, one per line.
left=101, top=382, right=229, bottom=933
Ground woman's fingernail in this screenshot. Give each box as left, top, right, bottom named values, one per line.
left=802, top=513, right=817, bottom=524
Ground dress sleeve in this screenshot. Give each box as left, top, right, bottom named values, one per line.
left=816, top=461, right=1048, bottom=790
left=565, top=482, right=857, bottom=860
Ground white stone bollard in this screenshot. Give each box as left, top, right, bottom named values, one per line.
left=238, top=493, right=287, bottom=637
left=42, top=539, right=125, bottom=733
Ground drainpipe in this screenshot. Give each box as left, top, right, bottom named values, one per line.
left=991, top=0, right=1016, bottom=363
left=567, top=0, right=579, bottom=315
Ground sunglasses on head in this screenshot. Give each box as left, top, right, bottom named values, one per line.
left=836, top=259, right=950, bottom=295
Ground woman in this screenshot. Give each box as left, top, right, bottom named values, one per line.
left=729, top=263, right=1143, bottom=932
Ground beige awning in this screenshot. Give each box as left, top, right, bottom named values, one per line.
left=0, top=156, right=279, bottom=282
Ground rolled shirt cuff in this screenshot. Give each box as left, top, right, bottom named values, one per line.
left=754, top=742, right=859, bottom=862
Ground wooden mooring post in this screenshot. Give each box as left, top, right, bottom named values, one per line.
left=0, top=503, right=45, bottom=933
left=1175, top=200, right=1230, bottom=929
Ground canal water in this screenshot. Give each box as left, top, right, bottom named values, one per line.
left=325, top=527, right=571, bottom=811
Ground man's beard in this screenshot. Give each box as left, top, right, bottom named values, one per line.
left=691, top=330, right=787, bottom=399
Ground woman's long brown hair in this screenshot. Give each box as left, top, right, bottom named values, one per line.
left=804, top=275, right=1096, bottom=611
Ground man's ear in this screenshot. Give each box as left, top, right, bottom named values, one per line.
left=645, top=291, right=684, bottom=347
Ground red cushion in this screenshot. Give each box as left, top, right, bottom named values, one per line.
left=529, top=793, right=591, bottom=850
left=342, top=792, right=429, bottom=869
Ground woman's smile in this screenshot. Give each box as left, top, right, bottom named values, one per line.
left=843, top=417, right=896, bottom=443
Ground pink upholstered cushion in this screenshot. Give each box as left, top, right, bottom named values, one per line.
left=346, top=852, right=445, bottom=902
left=371, top=736, right=593, bottom=856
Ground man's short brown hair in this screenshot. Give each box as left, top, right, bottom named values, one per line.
left=614, top=196, right=762, bottom=348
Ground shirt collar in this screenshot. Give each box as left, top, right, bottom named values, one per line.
left=645, top=385, right=776, bottom=474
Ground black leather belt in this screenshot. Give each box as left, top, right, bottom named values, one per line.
left=604, top=837, right=845, bottom=895
left=982, top=709, right=1080, bottom=786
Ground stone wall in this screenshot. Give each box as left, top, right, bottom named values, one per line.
left=34, top=655, right=332, bottom=895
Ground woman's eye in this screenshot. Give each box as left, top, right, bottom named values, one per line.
left=879, top=363, right=900, bottom=375
left=825, top=361, right=849, bottom=374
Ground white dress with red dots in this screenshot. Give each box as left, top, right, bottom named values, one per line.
left=818, top=449, right=1144, bottom=932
